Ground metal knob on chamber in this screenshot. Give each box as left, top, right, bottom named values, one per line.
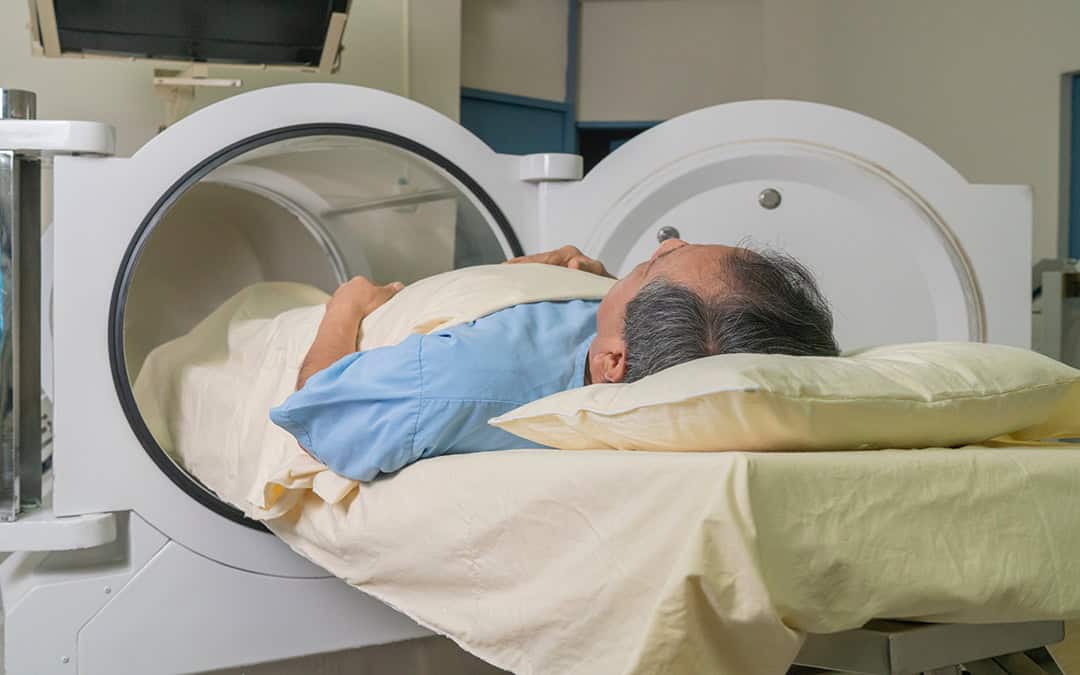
left=656, top=225, right=680, bottom=243
left=758, top=188, right=782, bottom=210
left=0, top=89, right=37, bottom=121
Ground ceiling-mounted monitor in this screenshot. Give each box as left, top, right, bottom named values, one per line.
left=27, top=0, right=350, bottom=73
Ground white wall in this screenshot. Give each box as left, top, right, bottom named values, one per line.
left=761, top=0, right=1080, bottom=261
left=0, top=0, right=461, bottom=157
left=462, top=0, right=568, bottom=102
left=197, top=0, right=462, bottom=123
left=405, top=0, right=464, bottom=118
left=578, top=0, right=765, bottom=121
left=577, top=0, right=1080, bottom=260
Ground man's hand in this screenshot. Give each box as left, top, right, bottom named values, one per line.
left=296, top=277, right=404, bottom=390
left=506, top=245, right=613, bottom=279
left=328, top=276, right=405, bottom=316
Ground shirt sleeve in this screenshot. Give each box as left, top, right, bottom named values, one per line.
left=269, top=335, right=424, bottom=481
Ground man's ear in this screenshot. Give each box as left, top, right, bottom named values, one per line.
left=593, top=339, right=628, bottom=383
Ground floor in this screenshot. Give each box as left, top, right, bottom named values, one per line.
left=205, top=636, right=509, bottom=675
left=202, top=622, right=1080, bottom=675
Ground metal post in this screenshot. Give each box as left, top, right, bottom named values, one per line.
left=0, top=89, right=36, bottom=120
left=1042, top=270, right=1064, bottom=361
left=0, top=89, right=42, bottom=521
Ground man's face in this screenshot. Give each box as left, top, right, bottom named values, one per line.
left=595, top=239, right=738, bottom=341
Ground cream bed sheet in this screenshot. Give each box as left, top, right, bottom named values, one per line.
left=133, top=265, right=1080, bottom=675
left=281, top=445, right=1080, bottom=675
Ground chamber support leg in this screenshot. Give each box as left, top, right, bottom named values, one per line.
left=964, top=646, right=1068, bottom=675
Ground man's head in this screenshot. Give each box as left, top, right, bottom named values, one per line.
left=588, top=239, right=839, bottom=383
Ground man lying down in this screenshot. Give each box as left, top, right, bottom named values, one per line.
left=269, top=239, right=839, bottom=481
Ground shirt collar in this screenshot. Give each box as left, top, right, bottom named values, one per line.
left=570, top=333, right=596, bottom=389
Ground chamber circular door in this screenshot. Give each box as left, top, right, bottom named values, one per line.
left=112, top=126, right=521, bottom=530
left=590, top=143, right=983, bottom=351
left=564, top=102, right=1007, bottom=353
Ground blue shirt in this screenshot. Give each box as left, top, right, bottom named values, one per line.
left=270, top=300, right=599, bottom=481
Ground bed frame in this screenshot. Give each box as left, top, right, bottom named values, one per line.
left=794, top=620, right=1067, bottom=674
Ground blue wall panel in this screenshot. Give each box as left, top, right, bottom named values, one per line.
left=461, top=94, right=568, bottom=156
left=1071, top=76, right=1080, bottom=259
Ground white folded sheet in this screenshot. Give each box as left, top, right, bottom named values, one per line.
left=134, top=266, right=1080, bottom=675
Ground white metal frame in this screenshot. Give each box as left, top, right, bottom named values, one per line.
left=50, top=84, right=545, bottom=577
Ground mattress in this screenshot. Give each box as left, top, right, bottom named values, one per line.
left=265, top=444, right=1080, bottom=675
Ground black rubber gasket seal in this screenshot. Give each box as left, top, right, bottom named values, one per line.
left=109, top=123, right=522, bottom=531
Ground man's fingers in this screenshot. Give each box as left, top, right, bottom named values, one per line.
left=570, top=256, right=597, bottom=271
left=569, top=256, right=602, bottom=274
left=386, top=281, right=405, bottom=291
left=507, top=252, right=556, bottom=265
left=504, top=247, right=606, bottom=275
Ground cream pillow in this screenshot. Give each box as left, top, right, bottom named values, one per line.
left=489, top=342, right=1080, bottom=452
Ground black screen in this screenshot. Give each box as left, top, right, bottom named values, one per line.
left=52, top=0, right=348, bottom=67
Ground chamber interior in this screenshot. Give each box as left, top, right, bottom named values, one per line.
left=116, top=130, right=511, bottom=520
left=116, top=131, right=511, bottom=525
left=123, top=133, right=510, bottom=382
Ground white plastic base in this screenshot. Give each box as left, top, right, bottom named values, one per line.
left=0, top=485, right=115, bottom=552
left=2, top=512, right=428, bottom=675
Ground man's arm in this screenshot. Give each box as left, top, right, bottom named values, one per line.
left=506, top=245, right=614, bottom=279
left=296, top=277, right=403, bottom=389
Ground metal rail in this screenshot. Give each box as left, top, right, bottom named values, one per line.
left=0, top=89, right=42, bottom=521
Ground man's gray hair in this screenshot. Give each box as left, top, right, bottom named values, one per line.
left=622, top=248, right=840, bottom=383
